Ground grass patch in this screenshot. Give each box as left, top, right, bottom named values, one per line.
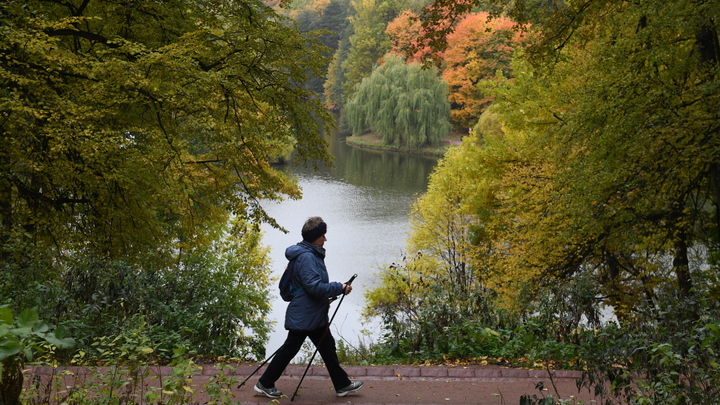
left=346, top=132, right=460, bottom=156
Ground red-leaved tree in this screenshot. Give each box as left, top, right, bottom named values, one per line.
left=386, top=10, right=432, bottom=63
left=442, top=12, right=529, bottom=131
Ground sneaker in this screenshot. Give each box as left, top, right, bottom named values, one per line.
left=336, top=380, right=364, bottom=397
left=254, top=382, right=283, bottom=399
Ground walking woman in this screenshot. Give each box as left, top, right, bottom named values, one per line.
left=254, top=216, right=364, bottom=399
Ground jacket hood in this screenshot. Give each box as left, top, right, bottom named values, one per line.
left=285, top=241, right=325, bottom=261
left=283, top=240, right=339, bottom=331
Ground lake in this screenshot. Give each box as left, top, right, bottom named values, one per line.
left=259, top=131, right=438, bottom=360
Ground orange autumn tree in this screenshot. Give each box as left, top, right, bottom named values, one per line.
left=386, top=10, right=433, bottom=63
left=442, top=12, right=528, bottom=131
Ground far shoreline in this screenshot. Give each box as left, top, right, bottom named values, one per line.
left=344, top=133, right=463, bottom=157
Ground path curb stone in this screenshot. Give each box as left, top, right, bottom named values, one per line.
left=25, top=364, right=592, bottom=405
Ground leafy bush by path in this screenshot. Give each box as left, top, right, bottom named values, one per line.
left=0, top=307, right=76, bottom=405
left=1, top=219, right=273, bottom=364
left=365, top=254, right=720, bottom=404
left=577, top=294, right=720, bottom=405
left=21, top=354, right=239, bottom=405
left=365, top=254, right=600, bottom=365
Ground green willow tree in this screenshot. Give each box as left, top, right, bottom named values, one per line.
left=345, top=54, right=450, bottom=148
left=0, top=0, right=333, bottom=358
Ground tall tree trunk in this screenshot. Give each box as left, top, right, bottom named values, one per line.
left=698, top=20, right=720, bottom=243
left=0, top=144, right=12, bottom=262
left=673, top=234, right=693, bottom=299
left=0, top=363, right=23, bottom=405
left=0, top=178, right=10, bottom=242
left=713, top=162, right=720, bottom=243
left=696, top=21, right=720, bottom=65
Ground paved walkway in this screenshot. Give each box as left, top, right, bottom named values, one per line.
left=230, top=363, right=597, bottom=404
left=30, top=363, right=599, bottom=405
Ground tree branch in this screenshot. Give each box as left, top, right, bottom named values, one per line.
left=45, top=28, right=121, bottom=48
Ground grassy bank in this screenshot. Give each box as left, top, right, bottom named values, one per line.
left=345, top=133, right=462, bottom=156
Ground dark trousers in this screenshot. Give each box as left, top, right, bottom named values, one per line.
left=258, top=327, right=351, bottom=390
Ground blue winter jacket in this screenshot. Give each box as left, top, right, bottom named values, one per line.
left=284, top=241, right=344, bottom=331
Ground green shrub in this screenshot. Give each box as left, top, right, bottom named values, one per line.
left=1, top=219, right=273, bottom=363
left=0, top=307, right=75, bottom=405
left=578, top=294, right=720, bottom=404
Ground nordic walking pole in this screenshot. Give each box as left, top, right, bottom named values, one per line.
left=236, top=346, right=281, bottom=388
left=291, top=274, right=357, bottom=402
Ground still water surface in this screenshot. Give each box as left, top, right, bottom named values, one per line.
left=260, top=133, right=438, bottom=358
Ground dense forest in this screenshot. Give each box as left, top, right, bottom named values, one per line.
left=0, top=0, right=332, bottom=399
left=282, top=0, right=720, bottom=402
left=2, top=0, right=720, bottom=404
left=358, top=1, right=720, bottom=404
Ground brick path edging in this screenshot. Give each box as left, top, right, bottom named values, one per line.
left=27, top=364, right=582, bottom=382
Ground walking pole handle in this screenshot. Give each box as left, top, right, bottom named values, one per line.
left=341, top=274, right=357, bottom=295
